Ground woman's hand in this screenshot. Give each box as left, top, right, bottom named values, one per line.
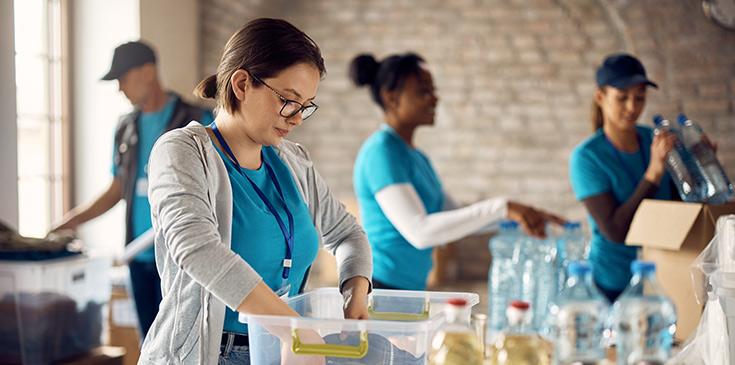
left=341, top=276, right=370, bottom=320
left=507, top=201, right=566, bottom=239
left=645, top=130, right=676, bottom=185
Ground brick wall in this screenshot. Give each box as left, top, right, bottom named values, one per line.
left=199, top=0, right=735, bottom=280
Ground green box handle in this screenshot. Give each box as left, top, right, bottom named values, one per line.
left=367, top=298, right=430, bottom=321
left=291, top=329, right=369, bottom=359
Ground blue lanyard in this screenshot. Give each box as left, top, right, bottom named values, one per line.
left=210, top=122, right=294, bottom=280
left=604, top=133, right=648, bottom=187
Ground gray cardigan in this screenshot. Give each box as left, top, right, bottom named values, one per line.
left=139, top=122, right=372, bottom=364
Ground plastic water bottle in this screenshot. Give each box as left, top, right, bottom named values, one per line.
left=677, top=114, right=734, bottom=204
left=610, top=260, right=677, bottom=365
left=521, top=231, right=555, bottom=334
left=652, top=115, right=706, bottom=203
left=555, top=221, right=589, bottom=299
left=549, top=261, right=609, bottom=365
left=488, top=220, right=522, bottom=339
left=490, top=300, right=550, bottom=365
left=429, top=298, right=484, bottom=365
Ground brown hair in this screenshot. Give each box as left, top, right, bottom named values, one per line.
left=591, top=87, right=605, bottom=131
left=194, top=18, right=326, bottom=115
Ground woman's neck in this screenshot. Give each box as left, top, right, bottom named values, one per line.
left=385, top=118, right=416, bottom=148
left=207, top=114, right=262, bottom=170
left=603, top=125, right=640, bottom=153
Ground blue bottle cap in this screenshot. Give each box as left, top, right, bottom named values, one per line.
left=677, top=113, right=688, bottom=125
left=500, top=220, right=519, bottom=230
left=563, top=221, right=581, bottom=230
left=631, top=260, right=656, bottom=274
left=567, top=260, right=592, bottom=276
left=653, top=114, right=664, bottom=126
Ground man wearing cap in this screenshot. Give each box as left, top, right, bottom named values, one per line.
left=568, top=53, right=679, bottom=303
left=51, top=41, right=213, bottom=337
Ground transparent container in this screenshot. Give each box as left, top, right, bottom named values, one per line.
left=610, top=260, right=677, bottom=365
left=549, top=261, right=609, bottom=365
left=0, top=255, right=111, bottom=364
left=242, top=287, right=479, bottom=364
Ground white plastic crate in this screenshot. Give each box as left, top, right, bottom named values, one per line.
left=242, top=287, right=479, bottom=364
left=0, top=255, right=111, bottom=364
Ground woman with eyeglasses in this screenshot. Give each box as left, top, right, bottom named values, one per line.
left=140, top=18, right=372, bottom=364
left=569, top=53, right=680, bottom=303
left=349, top=53, right=564, bottom=291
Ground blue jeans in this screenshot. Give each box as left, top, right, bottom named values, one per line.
left=128, top=260, right=163, bottom=338
left=219, top=344, right=250, bottom=364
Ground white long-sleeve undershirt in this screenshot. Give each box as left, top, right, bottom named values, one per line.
left=375, top=183, right=508, bottom=249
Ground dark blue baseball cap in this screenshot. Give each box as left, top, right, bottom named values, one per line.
left=101, top=41, right=156, bottom=81
left=595, top=54, right=658, bottom=89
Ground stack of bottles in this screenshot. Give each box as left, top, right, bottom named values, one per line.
left=549, top=261, right=609, bottom=365
left=488, top=220, right=589, bottom=341
left=489, top=300, right=550, bottom=365
left=653, top=113, right=733, bottom=204
left=429, top=298, right=485, bottom=365
left=609, top=260, right=677, bottom=365
left=555, top=222, right=590, bottom=301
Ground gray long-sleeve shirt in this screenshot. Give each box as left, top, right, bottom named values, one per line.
left=139, top=121, right=372, bottom=364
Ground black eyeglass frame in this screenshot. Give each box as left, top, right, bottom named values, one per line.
left=247, top=71, right=319, bottom=120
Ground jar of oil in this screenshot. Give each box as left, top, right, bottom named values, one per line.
left=429, top=298, right=484, bottom=365
left=489, top=300, right=550, bottom=365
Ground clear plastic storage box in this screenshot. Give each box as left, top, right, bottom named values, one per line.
left=0, top=255, right=111, bottom=364
left=242, top=287, right=479, bottom=364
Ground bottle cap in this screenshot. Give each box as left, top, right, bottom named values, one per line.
left=508, top=300, right=530, bottom=310
left=500, top=220, right=519, bottom=230
left=631, top=260, right=656, bottom=274
left=562, top=221, right=581, bottom=230
left=677, top=113, right=689, bottom=125
left=653, top=114, right=664, bottom=126
left=567, top=260, right=592, bottom=276
left=446, top=298, right=468, bottom=307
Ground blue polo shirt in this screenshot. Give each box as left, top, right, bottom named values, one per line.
left=214, top=145, right=319, bottom=334
left=569, top=125, right=673, bottom=291
left=353, top=124, right=444, bottom=290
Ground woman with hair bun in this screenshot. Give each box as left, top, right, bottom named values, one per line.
left=140, top=18, right=372, bottom=364
left=350, top=53, right=564, bottom=291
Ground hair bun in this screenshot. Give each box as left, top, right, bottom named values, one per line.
left=349, top=54, right=379, bottom=87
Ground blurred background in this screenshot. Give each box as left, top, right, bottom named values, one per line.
left=2, top=0, right=735, bottom=317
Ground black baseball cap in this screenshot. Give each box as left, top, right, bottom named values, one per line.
left=101, top=41, right=156, bottom=81
left=595, top=54, right=658, bottom=89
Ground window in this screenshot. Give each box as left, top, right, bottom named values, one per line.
left=15, top=0, right=69, bottom=238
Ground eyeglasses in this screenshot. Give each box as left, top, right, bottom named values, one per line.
left=248, top=72, right=319, bottom=120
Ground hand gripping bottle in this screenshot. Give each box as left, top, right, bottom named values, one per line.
left=549, top=261, right=609, bottom=365
left=490, top=300, right=550, bottom=365
left=677, top=113, right=734, bottom=204
left=652, top=114, right=706, bottom=203
left=429, top=298, right=484, bottom=365
left=610, top=260, right=677, bottom=365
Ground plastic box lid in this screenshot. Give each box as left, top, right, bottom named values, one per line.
left=242, top=288, right=479, bottom=364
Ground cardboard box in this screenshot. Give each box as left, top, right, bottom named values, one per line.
left=626, top=199, right=735, bottom=341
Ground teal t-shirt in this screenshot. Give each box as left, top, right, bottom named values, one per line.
left=213, top=145, right=319, bottom=334
left=569, top=125, right=673, bottom=291
left=112, top=96, right=214, bottom=262
left=353, top=124, right=444, bottom=290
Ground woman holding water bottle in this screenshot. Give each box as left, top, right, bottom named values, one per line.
left=568, top=53, right=681, bottom=303
left=349, top=52, right=565, bottom=291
